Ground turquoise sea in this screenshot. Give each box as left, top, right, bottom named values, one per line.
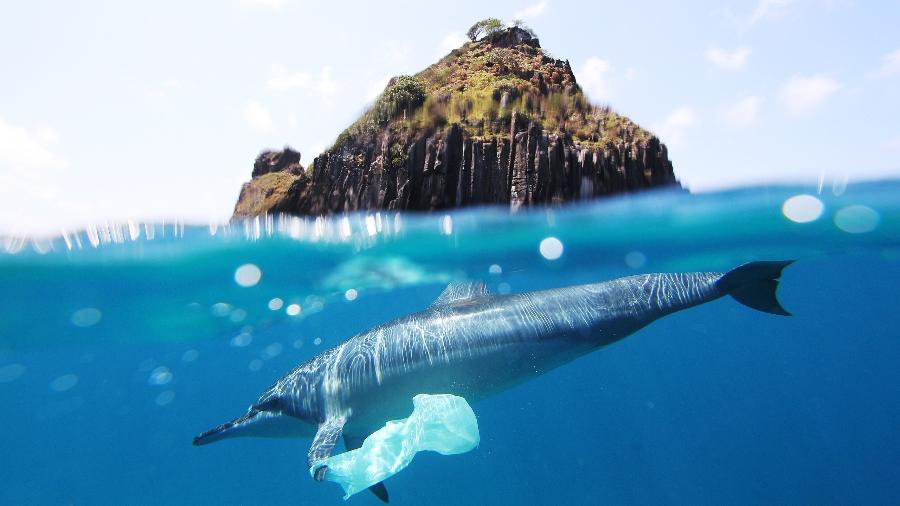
left=1, top=183, right=899, bottom=505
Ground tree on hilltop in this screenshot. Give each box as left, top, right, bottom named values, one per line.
left=466, top=18, right=504, bottom=41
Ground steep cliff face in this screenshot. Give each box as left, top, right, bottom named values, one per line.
left=233, top=27, right=679, bottom=218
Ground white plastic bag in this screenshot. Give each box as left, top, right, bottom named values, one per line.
left=311, top=393, right=479, bottom=499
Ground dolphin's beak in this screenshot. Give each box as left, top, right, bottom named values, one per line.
left=193, top=409, right=260, bottom=446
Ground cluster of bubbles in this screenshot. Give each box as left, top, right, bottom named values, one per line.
left=218, top=262, right=341, bottom=373
left=782, top=194, right=880, bottom=233
left=210, top=302, right=249, bottom=323
left=135, top=347, right=202, bottom=408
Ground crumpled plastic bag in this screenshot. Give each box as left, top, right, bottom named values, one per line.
left=310, top=393, right=480, bottom=499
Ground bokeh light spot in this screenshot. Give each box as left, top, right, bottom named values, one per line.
left=234, top=263, right=262, bottom=287
left=71, top=308, right=102, bottom=328
left=286, top=304, right=301, bottom=316
left=261, top=342, right=283, bottom=360
left=344, top=289, right=358, bottom=301
left=625, top=251, right=647, bottom=269
left=834, top=205, right=880, bottom=234
left=228, top=308, right=247, bottom=323
left=148, top=366, right=173, bottom=386
left=211, top=303, right=232, bottom=317
left=539, top=237, right=564, bottom=260
left=155, top=390, right=175, bottom=406
left=782, top=194, right=824, bottom=223
left=268, top=298, right=284, bottom=311
left=50, top=374, right=78, bottom=392
left=230, top=331, right=253, bottom=347
left=0, top=364, right=26, bottom=383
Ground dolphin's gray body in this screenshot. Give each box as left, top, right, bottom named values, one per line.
left=194, top=261, right=792, bottom=502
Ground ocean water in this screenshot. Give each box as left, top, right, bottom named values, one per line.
left=1, top=183, right=899, bottom=505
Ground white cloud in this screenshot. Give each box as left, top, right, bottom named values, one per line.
left=779, top=74, right=841, bottom=114
left=315, top=66, right=337, bottom=98
left=438, top=32, right=468, bottom=56
left=578, top=57, right=612, bottom=102
left=654, top=107, right=698, bottom=146
left=244, top=100, right=274, bottom=131
left=719, top=96, right=763, bottom=126
left=514, top=0, right=548, bottom=20
left=750, top=0, right=791, bottom=23
left=871, top=48, right=900, bottom=78
left=624, top=67, right=637, bottom=79
left=705, top=46, right=751, bottom=70
left=35, top=126, right=60, bottom=146
left=266, top=65, right=311, bottom=92
left=0, top=117, right=68, bottom=173
left=238, top=0, right=285, bottom=9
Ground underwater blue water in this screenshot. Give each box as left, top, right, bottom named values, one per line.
left=1, top=183, right=899, bottom=505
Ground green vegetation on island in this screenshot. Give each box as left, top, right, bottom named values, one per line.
left=332, top=21, right=652, bottom=153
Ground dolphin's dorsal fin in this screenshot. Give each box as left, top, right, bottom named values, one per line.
left=430, top=282, right=491, bottom=308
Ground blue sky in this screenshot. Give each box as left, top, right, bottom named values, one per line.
left=1, top=0, right=898, bottom=234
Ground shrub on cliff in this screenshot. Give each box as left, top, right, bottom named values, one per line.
left=384, top=76, right=426, bottom=111
left=467, top=18, right=504, bottom=41
left=372, top=75, right=427, bottom=124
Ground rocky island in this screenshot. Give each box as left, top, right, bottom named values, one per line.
left=233, top=21, right=680, bottom=218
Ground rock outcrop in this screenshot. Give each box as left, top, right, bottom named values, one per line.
left=233, top=26, right=680, bottom=218
left=251, top=147, right=303, bottom=178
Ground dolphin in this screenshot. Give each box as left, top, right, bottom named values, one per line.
left=194, top=260, right=793, bottom=502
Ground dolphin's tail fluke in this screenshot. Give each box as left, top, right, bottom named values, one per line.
left=717, top=260, right=794, bottom=316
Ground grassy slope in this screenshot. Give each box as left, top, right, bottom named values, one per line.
left=232, top=171, right=300, bottom=216
left=330, top=29, right=654, bottom=152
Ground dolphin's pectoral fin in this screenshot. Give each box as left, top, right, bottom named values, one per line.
left=308, top=415, right=347, bottom=481
left=430, top=282, right=491, bottom=309
left=344, top=435, right=391, bottom=503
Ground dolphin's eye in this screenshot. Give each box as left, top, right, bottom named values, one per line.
left=253, top=397, right=281, bottom=412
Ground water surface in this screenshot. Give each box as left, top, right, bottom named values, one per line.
left=1, top=183, right=898, bottom=504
